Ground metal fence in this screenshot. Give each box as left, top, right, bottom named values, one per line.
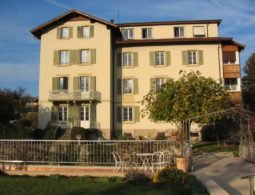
left=0, top=140, right=187, bottom=166
left=240, top=143, right=255, bottom=163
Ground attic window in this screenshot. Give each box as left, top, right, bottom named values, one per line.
left=193, top=26, right=205, bottom=37
left=61, top=27, right=69, bottom=38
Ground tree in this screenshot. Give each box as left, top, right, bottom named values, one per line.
left=141, top=71, right=231, bottom=140
left=242, top=52, right=255, bottom=111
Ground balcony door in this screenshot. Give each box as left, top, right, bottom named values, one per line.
left=80, top=105, right=90, bottom=128
left=80, top=77, right=90, bottom=99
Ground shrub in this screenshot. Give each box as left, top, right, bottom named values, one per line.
left=0, top=123, right=22, bottom=139
left=0, top=170, right=7, bottom=176
left=16, top=119, right=32, bottom=128
left=117, top=133, right=135, bottom=140
left=43, top=126, right=62, bottom=140
left=71, top=127, right=102, bottom=140
left=187, top=175, right=208, bottom=194
left=153, top=166, right=187, bottom=185
left=124, top=170, right=151, bottom=185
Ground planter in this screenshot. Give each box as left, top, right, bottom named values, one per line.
left=176, top=157, right=189, bottom=173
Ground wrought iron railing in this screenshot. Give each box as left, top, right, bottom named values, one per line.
left=49, top=90, right=101, bottom=101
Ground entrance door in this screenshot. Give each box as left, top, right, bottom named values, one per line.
left=80, top=105, right=90, bottom=128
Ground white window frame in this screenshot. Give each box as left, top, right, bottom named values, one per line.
left=224, top=78, right=238, bottom=91
left=80, top=76, right=90, bottom=92
left=60, top=50, right=69, bottom=64
left=193, top=26, right=205, bottom=37
left=59, top=77, right=68, bottom=90
left=82, top=26, right=90, bottom=38
left=58, top=106, right=68, bottom=122
left=188, top=50, right=197, bottom=65
left=123, top=53, right=132, bottom=67
left=122, top=28, right=134, bottom=40
left=174, top=26, right=184, bottom=38
left=81, top=49, right=90, bottom=64
left=142, top=28, right=152, bottom=39
left=80, top=105, right=90, bottom=121
left=155, top=51, right=165, bottom=65
left=61, top=27, right=69, bottom=39
left=123, top=79, right=133, bottom=94
left=156, top=78, right=165, bottom=91
left=123, top=107, right=133, bottom=122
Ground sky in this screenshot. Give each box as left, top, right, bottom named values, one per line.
left=0, top=0, right=254, bottom=96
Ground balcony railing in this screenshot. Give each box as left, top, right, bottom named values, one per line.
left=49, top=90, right=101, bottom=101
left=224, top=84, right=237, bottom=91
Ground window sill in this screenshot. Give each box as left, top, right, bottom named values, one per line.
left=154, top=64, right=168, bottom=67
left=122, top=65, right=135, bottom=68
left=57, top=64, right=71, bottom=67
left=122, top=121, right=135, bottom=124
left=185, top=64, right=201, bottom=67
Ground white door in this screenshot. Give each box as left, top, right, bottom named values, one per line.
left=80, top=105, right=90, bottom=128
left=80, top=77, right=90, bottom=99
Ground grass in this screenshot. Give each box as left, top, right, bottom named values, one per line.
left=192, top=142, right=239, bottom=157
left=0, top=174, right=208, bottom=195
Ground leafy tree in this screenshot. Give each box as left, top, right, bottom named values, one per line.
left=141, top=71, right=231, bottom=140
left=243, top=52, right=255, bottom=111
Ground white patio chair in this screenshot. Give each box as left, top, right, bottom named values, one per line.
left=151, top=151, right=164, bottom=172
left=112, top=152, right=130, bottom=172
left=162, top=150, right=176, bottom=166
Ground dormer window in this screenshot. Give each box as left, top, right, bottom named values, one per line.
left=174, top=27, right=184, bottom=38
left=193, top=26, right=205, bottom=37
left=122, top=29, right=134, bottom=40
left=142, top=28, right=152, bottom=39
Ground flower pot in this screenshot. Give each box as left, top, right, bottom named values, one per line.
left=176, top=157, right=189, bottom=173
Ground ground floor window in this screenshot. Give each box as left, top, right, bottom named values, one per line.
left=80, top=105, right=90, bottom=121
left=58, top=106, right=68, bottom=121
left=123, top=107, right=133, bottom=122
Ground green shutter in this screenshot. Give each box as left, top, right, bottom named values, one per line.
left=117, top=53, right=122, bottom=67
left=53, top=51, right=60, bottom=65
left=52, top=77, right=58, bottom=90
left=150, top=52, right=155, bottom=66
left=69, top=27, right=73, bottom=39
left=198, top=50, right=204, bottom=65
left=63, top=77, right=68, bottom=90
left=90, top=49, right=96, bottom=64
left=90, top=104, right=97, bottom=128
left=71, top=105, right=80, bottom=127
left=182, top=51, right=188, bottom=65
left=57, top=28, right=61, bottom=39
left=90, top=26, right=94, bottom=37
left=133, top=78, right=138, bottom=94
left=69, top=50, right=75, bottom=64
left=117, top=106, right=122, bottom=123
left=165, top=51, right=171, bottom=66
left=51, top=106, right=58, bottom=121
left=90, top=76, right=96, bottom=91
left=117, top=79, right=122, bottom=95
left=77, top=26, right=82, bottom=38
left=75, top=50, right=81, bottom=64
left=150, top=78, right=156, bottom=91
left=73, top=77, right=80, bottom=90
left=133, top=52, right=138, bottom=67
left=134, top=106, right=140, bottom=122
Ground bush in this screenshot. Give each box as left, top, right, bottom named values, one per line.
left=71, top=127, right=102, bottom=140
left=117, top=133, right=135, bottom=140
left=16, top=119, right=32, bottom=128
left=0, top=123, right=23, bottom=139
left=124, top=170, right=151, bottom=185
left=153, top=166, right=187, bottom=185
left=43, top=126, right=63, bottom=140
left=187, top=175, right=208, bottom=194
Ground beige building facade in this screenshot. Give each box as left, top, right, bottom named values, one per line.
left=31, top=9, right=244, bottom=139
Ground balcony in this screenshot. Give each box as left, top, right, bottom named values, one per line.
left=224, top=84, right=237, bottom=91
left=49, top=90, right=101, bottom=101
left=223, top=65, right=240, bottom=78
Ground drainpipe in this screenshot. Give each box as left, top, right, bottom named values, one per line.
left=218, top=42, right=222, bottom=83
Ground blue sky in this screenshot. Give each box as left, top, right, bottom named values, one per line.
left=0, top=0, right=254, bottom=96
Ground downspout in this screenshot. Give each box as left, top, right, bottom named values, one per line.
left=218, top=42, right=222, bottom=83
left=111, top=31, right=115, bottom=139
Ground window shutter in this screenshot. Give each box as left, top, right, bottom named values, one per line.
left=57, top=28, right=61, bottom=39
left=117, top=106, right=122, bottom=123
left=63, top=77, right=68, bottom=90
left=90, top=76, right=96, bottom=91
left=51, top=106, right=58, bottom=121
left=73, top=77, right=80, bottom=90
left=117, top=53, right=122, bottom=67
left=117, top=79, right=122, bottom=95
left=69, top=27, right=73, bottom=39
left=133, top=52, right=138, bottom=67
left=90, top=49, right=96, bottom=64
left=150, top=78, right=156, bottom=91
left=77, top=26, right=82, bottom=38
left=182, top=51, right=188, bottom=65
left=150, top=52, right=155, bottom=66
left=198, top=50, right=204, bottom=65
left=74, top=50, right=81, bottom=64
left=69, top=50, right=75, bottom=64
left=90, top=26, right=94, bottom=37
left=53, top=51, right=60, bottom=65
left=52, top=77, right=58, bottom=90
left=133, top=78, right=138, bottom=94
left=69, top=105, right=80, bottom=127
left=134, top=106, right=140, bottom=122
left=165, top=51, right=171, bottom=66
left=90, top=104, right=97, bottom=128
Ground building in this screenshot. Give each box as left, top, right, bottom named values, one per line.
left=31, top=9, right=244, bottom=139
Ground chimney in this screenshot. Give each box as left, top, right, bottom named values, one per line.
left=110, top=19, right=115, bottom=24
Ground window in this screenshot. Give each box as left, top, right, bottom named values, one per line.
left=82, top=26, right=90, bottom=38
left=81, top=49, right=90, bottom=64
left=223, top=51, right=236, bottom=64
left=122, top=29, right=134, bottom=40
left=123, top=79, right=133, bottom=94
left=60, top=50, right=69, bottom=64
left=174, top=27, right=184, bottom=37
left=193, top=26, right=205, bottom=37
left=156, top=78, right=165, bottom=91
left=142, top=28, right=152, bottom=39
left=123, top=53, right=132, bottom=67
left=155, top=51, right=165, bottom=65
left=80, top=105, right=90, bottom=121
left=123, top=107, right=133, bottom=121
left=61, top=27, right=69, bottom=38
left=224, top=78, right=237, bottom=90
left=188, top=51, right=197, bottom=64
left=80, top=77, right=90, bottom=92
left=59, top=77, right=68, bottom=90
left=58, top=106, right=68, bottom=121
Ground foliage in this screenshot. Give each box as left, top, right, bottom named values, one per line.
left=242, top=52, right=255, bottom=111
left=0, top=123, right=23, bottom=139
left=153, top=166, right=187, bottom=185
left=124, top=170, right=151, bottom=185
left=24, top=112, right=38, bottom=129
left=71, top=127, right=102, bottom=140
left=187, top=175, right=209, bottom=194
left=117, top=133, right=135, bottom=140
left=43, top=126, right=63, bottom=140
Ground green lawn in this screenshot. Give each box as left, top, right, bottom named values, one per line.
left=0, top=174, right=208, bottom=195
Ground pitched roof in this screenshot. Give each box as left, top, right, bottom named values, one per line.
left=31, top=9, right=118, bottom=39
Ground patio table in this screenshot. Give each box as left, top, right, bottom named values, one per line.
left=136, top=153, right=154, bottom=170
